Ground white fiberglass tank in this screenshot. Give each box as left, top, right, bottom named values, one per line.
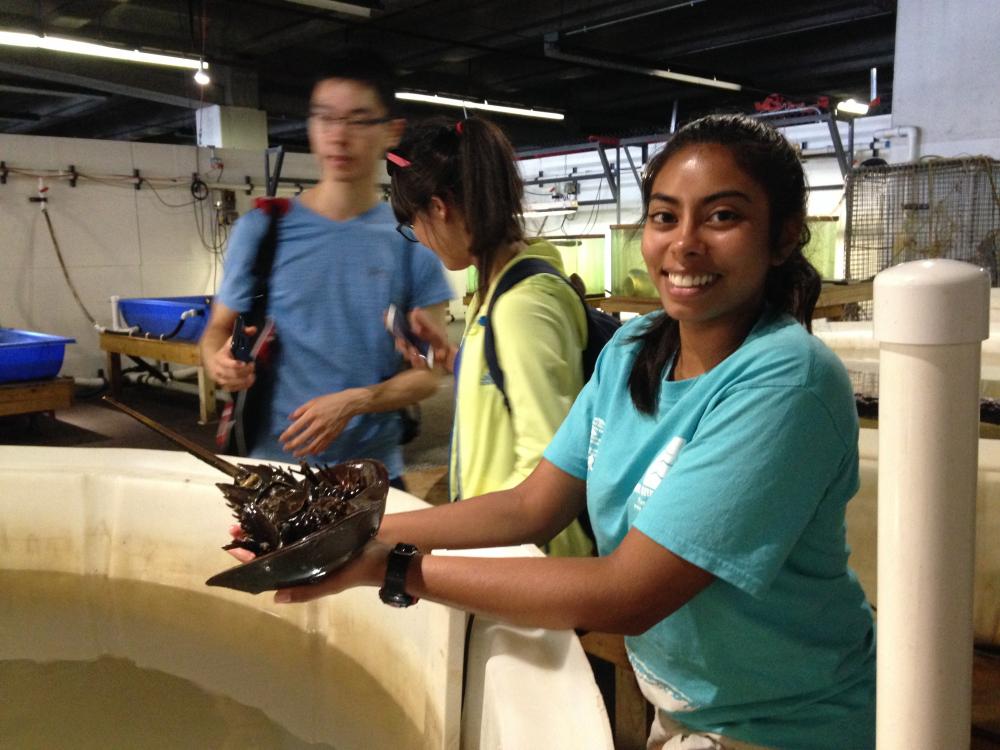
left=0, top=446, right=613, bottom=750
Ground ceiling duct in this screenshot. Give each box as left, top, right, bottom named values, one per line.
left=542, top=32, right=741, bottom=92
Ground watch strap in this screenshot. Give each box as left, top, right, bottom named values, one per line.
left=379, top=543, right=419, bottom=607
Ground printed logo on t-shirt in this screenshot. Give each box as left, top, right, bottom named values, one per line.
left=632, top=655, right=700, bottom=713
left=587, top=418, right=605, bottom=472
left=633, top=436, right=686, bottom=508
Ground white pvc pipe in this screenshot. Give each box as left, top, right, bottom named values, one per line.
left=109, top=295, right=124, bottom=330
left=873, top=259, right=989, bottom=750
left=122, top=371, right=225, bottom=400
left=874, top=126, right=920, bottom=163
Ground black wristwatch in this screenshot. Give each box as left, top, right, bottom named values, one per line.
left=379, top=543, right=420, bottom=608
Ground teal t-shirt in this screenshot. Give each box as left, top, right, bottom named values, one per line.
left=544, top=311, right=875, bottom=750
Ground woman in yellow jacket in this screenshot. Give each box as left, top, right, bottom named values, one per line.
left=387, top=117, right=593, bottom=557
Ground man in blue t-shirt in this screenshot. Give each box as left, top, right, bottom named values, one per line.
left=200, top=52, right=453, bottom=484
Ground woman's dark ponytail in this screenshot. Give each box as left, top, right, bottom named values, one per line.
left=456, top=118, right=524, bottom=298
left=389, top=116, right=524, bottom=301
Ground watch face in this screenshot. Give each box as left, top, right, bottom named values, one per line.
left=379, top=586, right=414, bottom=608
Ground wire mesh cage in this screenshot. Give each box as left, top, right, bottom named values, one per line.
left=844, top=157, right=1000, bottom=318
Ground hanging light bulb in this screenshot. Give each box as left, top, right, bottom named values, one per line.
left=193, top=59, right=210, bottom=86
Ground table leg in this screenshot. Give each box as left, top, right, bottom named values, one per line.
left=197, top=367, right=217, bottom=425
left=615, top=666, right=650, bottom=750
left=106, top=351, right=123, bottom=398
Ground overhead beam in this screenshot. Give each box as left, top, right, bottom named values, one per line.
left=4, top=93, right=117, bottom=135
left=0, top=60, right=206, bottom=109
left=387, top=0, right=674, bottom=71
left=650, top=5, right=897, bottom=59
left=240, top=18, right=343, bottom=55
left=0, top=82, right=106, bottom=99
left=0, top=110, right=41, bottom=122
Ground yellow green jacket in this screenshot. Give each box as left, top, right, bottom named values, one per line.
left=449, top=241, right=594, bottom=557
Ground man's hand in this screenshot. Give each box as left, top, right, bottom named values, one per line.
left=205, top=326, right=257, bottom=392
left=397, top=308, right=457, bottom=374
left=279, top=389, right=367, bottom=458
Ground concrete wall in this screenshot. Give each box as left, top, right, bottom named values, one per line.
left=0, top=135, right=318, bottom=378
left=892, top=0, right=1000, bottom=158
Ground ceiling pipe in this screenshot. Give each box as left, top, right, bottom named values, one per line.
left=563, top=0, right=705, bottom=37
left=543, top=32, right=742, bottom=92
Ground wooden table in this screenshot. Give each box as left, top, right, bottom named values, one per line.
left=99, top=333, right=217, bottom=424
left=588, top=280, right=875, bottom=320
left=0, top=376, right=74, bottom=417
left=577, top=631, right=650, bottom=750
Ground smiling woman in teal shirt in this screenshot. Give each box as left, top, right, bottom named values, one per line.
left=255, top=114, right=876, bottom=750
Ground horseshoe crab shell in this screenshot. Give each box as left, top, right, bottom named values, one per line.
left=205, top=459, right=389, bottom=594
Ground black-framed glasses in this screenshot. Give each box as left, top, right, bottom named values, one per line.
left=396, top=222, right=419, bottom=243
left=308, top=111, right=391, bottom=132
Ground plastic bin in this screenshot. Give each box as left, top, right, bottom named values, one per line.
left=548, top=235, right=606, bottom=294
left=117, top=296, right=213, bottom=342
left=0, top=329, right=76, bottom=383
left=804, top=216, right=839, bottom=280
left=610, top=224, right=654, bottom=298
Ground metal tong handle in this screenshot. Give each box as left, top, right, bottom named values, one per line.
left=102, top=396, right=241, bottom=479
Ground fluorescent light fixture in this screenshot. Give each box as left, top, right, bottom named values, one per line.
left=647, top=68, right=741, bottom=91
left=193, top=60, right=210, bottom=85
left=395, top=92, right=564, bottom=121
left=0, top=30, right=205, bottom=70
left=521, top=199, right=578, bottom=218
left=836, top=98, right=870, bottom=116
left=284, top=0, right=375, bottom=17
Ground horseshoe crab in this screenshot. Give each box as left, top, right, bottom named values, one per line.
left=103, top=397, right=388, bottom=594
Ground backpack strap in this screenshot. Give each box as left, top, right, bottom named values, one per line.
left=483, top=257, right=567, bottom=412
left=245, top=197, right=290, bottom=328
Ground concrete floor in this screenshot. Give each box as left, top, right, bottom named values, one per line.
left=0, top=375, right=453, bottom=501
left=0, top=320, right=463, bottom=503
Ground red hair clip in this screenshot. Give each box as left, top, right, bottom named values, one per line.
left=386, top=152, right=412, bottom=169
left=455, top=120, right=464, bottom=135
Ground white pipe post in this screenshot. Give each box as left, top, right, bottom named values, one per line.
left=873, top=259, right=990, bottom=750
left=110, top=295, right=123, bottom=330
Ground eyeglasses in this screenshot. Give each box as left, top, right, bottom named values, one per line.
left=308, top=111, right=391, bottom=132
left=396, top=222, right=419, bottom=243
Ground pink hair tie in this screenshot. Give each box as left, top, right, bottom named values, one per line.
left=455, top=120, right=464, bottom=135
left=386, top=152, right=412, bottom=169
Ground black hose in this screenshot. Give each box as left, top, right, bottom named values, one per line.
left=41, top=206, right=99, bottom=326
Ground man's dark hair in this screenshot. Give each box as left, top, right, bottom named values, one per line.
left=312, top=49, right=397, bottom=114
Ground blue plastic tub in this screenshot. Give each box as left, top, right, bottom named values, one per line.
left=117, top=296, right=213, bottom=342
left=0, top=329, right=76, bottom=383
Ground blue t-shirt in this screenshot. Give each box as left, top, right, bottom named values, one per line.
left=217, top=199, right=453, bottom=477
left=544, top=311, right=875, bottom=750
